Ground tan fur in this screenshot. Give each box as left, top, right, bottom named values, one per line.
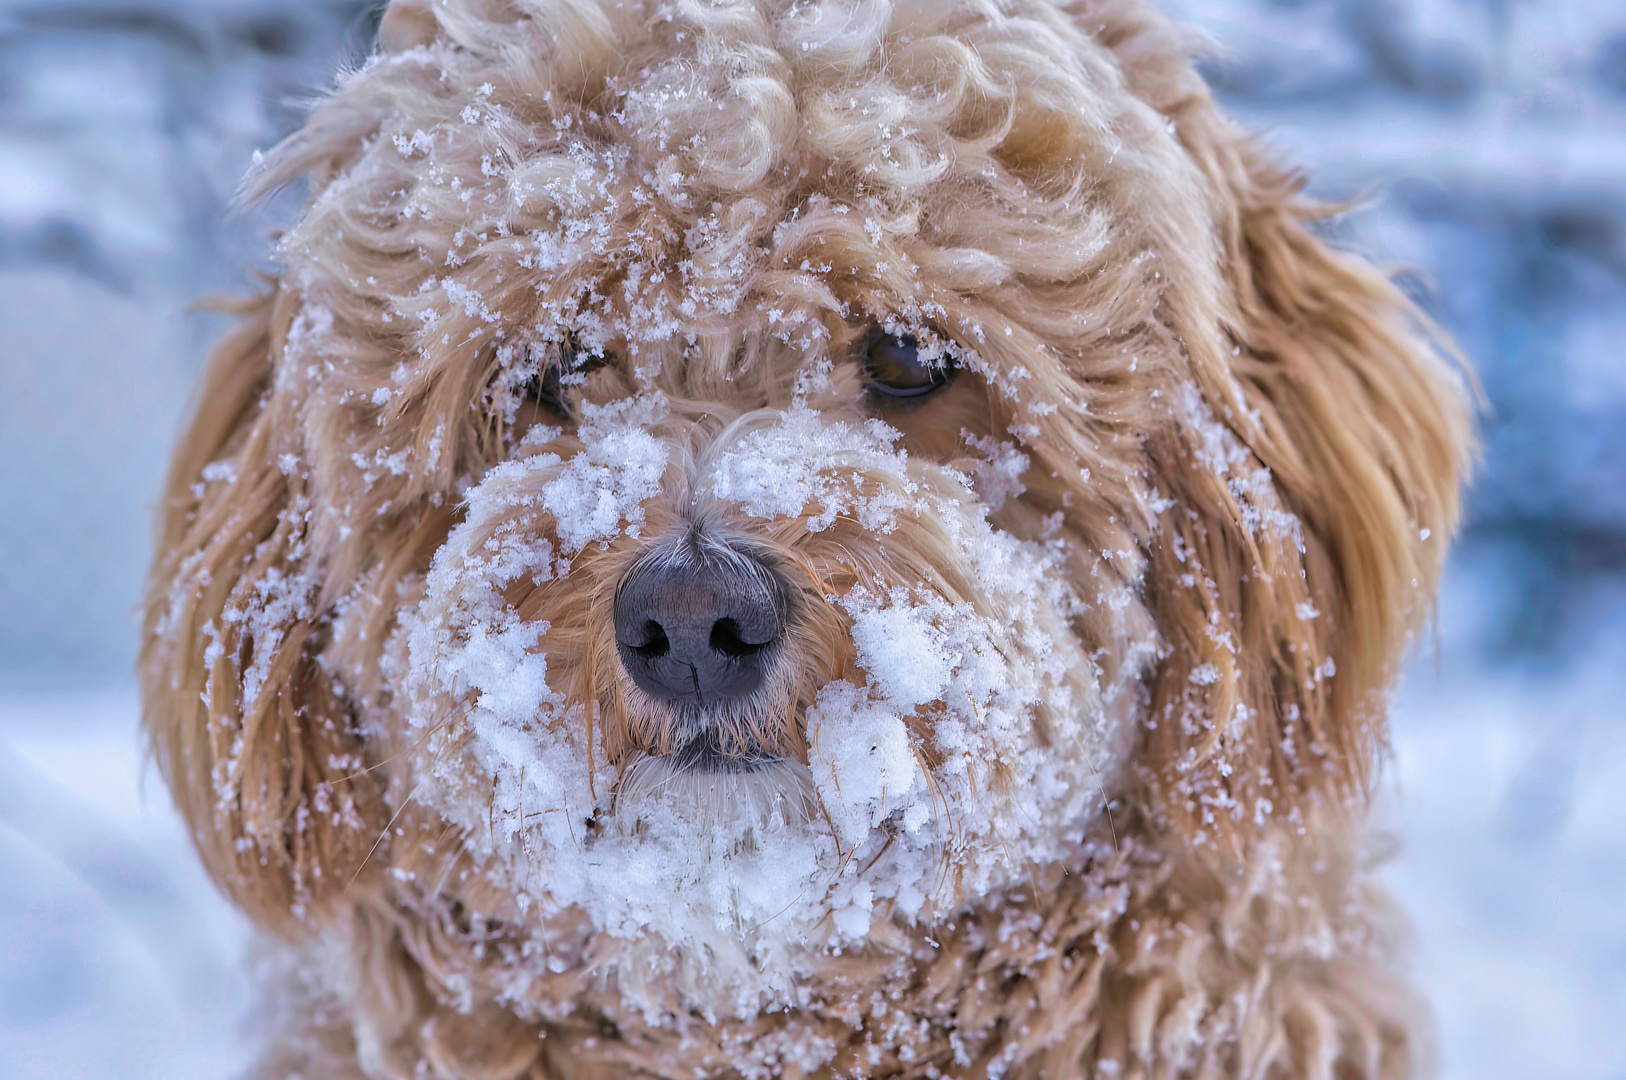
left=141, top=0, right=1472, bottom=1076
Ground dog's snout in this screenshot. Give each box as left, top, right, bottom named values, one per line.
left=614, top=538, right=788, bottom=708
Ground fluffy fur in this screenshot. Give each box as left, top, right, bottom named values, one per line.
left=140, top=1, right=1473, bottom=1076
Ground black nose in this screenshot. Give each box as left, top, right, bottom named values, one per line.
left=613, top=538, right=789, bottom=707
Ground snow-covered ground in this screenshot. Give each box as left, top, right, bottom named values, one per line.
left=2, top=1, right=1623, bottom=1077
left=0, top=691, right=251, bottom=1079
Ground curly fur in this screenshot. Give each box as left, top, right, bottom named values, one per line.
left=140, top=0, right=1473, bottom=1076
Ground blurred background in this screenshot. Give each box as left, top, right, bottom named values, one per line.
left=1, top=0, right=1622, bottom=1076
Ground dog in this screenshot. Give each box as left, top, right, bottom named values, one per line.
left=141, top=1, right=1473, bottom=1076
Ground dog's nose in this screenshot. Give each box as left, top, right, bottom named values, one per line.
left=613, top=541, right=787, bottom=707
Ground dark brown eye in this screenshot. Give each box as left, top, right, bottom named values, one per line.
left=521, top=334, right=611, bottom=420
left=861, top=329, right=958, bottom=409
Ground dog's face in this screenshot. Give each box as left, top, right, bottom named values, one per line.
left=144, top=0, right=1469, bottom=1029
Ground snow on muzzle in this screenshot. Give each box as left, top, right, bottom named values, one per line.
left=384, top=392, right=1140, bottom=1004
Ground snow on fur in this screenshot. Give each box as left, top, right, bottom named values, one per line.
left=390, top=400, right=1142, bottom=1017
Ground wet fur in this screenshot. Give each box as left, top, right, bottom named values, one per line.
left=141, top=0, right=1472, bottom=1076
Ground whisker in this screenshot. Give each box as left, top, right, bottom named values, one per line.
left=347, top=776, right=426, bottom=894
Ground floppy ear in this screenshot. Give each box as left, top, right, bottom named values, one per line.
left=141, top=287, right=382, bottom=934
left=1137, top=115, right=1474, bottom=846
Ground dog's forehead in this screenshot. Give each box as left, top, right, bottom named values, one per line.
left=518, top=152, right=976, bottom=360
left=441, top=6, right=1184, bottom=362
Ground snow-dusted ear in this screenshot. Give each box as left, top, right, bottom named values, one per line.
left=1136, top=125, right=1474, bottom=846
left=140, top=287, right=381, bottom=934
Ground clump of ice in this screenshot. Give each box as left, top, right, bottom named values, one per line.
left=467, top=393, right=669, bottom=562
left=705, top=404, right=918, bottom=533
left=847, top=598, right=953, bottom=708
left=391, top=399, right=1150, bottom=1019
left=806, top=680, right=923, bottom=850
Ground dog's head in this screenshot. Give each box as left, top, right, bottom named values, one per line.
left=144, top=0, right=1469, bottom=1023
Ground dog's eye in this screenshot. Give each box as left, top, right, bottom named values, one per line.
left=520, top=335, right=610, bottom=421
left=861, top=329, right=958, bottom=409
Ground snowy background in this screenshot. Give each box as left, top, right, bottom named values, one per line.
left=1, top=0, right=1622, bottom=1076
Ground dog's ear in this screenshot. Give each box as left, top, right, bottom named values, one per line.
left=141, top=287, right=382, bottom=934
left=1136, top=114, right=1474, bottom=847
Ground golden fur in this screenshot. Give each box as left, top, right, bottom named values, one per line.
left=141, top=0, right=1472, bottom=1076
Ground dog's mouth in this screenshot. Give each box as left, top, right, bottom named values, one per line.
left=667, top=727, right=781, bottom=773
left=608, top=741, right=821, bottom=839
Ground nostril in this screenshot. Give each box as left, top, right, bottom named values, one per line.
left=631, top=620, right=670, bottom=659
left=709, top=617, right=769, bottom=659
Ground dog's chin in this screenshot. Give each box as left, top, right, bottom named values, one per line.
left=610, top=746, right=820, bottom=848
